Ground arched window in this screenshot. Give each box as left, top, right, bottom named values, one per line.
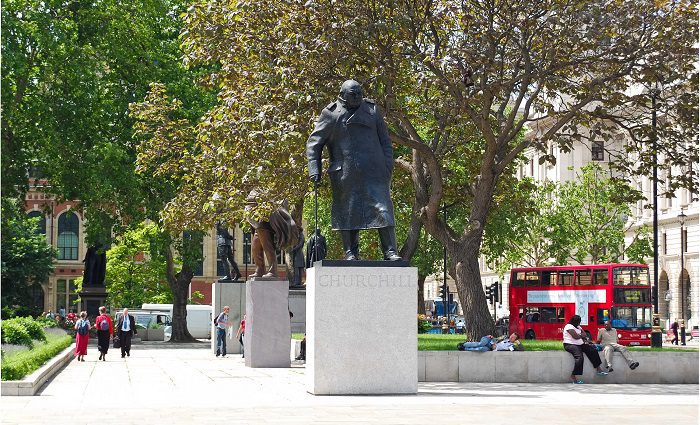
left=57, top=211, right=79, bottom=260
left=27, top=211, right=46, bottom=234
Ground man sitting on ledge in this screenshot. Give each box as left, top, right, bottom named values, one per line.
left=458, top=333, right=524, bottom=352
left=596, top=320, right=639, bottom=372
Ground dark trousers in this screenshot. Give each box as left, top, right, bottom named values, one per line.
left=672, top=329, right=679, bottom=345
left=119, top=331, right=133, bottom=356
left=216, top=328, right=227, bottom=355
left=564, top=343, right=602, bottom=376
left=97, top=330, right=110, bottom=354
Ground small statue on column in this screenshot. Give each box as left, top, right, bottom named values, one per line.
left=216, top=221, right=242, bottom=281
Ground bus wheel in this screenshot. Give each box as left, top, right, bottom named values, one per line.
left=525, top=330, right=536, bottom=340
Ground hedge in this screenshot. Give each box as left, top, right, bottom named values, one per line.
left=1, top=317, right=47, bottom=347
left=1, top=333, right=72, bottom=381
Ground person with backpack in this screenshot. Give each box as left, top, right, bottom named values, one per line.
left=215, top=306, right=231, bottom=357
left=95, top=306, right=113, bottom=361
left=74, top=311, right=91, bottom=362
left=117, top=308, right=137, bottom=358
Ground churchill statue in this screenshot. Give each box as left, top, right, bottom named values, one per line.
left=306, top=79, right=401, bottom=261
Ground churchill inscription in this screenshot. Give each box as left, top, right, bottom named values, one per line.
left=319, top=274, right=412, bottom=288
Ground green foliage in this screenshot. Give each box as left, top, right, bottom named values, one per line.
left=417, top=315, right=433, bottom=334
left=1, top=198, right=56, bottom=314
left=1, top=321, right=34, bottom=347
left=1, top=333, right=72, bottom=381
left=105, top=223, right=172, bottom=308
left=549, top=164, right=645, bottom=264
left=188, top=291, right=204, bottom=304
left=11, top=317, right=47, bottom=342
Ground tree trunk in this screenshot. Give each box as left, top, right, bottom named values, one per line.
left=417, top=274, right=426, bottom=315
left=452, top=243, right=495, bottom=340
left=164, top=242, right=195, bottom=342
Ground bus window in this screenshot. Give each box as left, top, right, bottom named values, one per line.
left=541, top=271, right=553, bottom=286
left=614, top=288, right=651, bottom=304
left=526, top=271, right=539, bottom=286
left=576, top=270, right=592, bottom=286
left=614, top=267, right=650, bottom=286
left=513, top=272, right=526, bottom=287
left=518, top=307, right=525, bottom=319
left=611, top=306, right=652, bottom=329
left=558, top=270, right=574, bottom=286
left=540, top=307, right=559, bottom=323
left=557, top=307, right=566, bottom=323
left=592, top=269, right=608, bottom=285
left=525, top=307, right=540, bottom=322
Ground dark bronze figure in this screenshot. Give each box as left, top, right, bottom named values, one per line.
left=290, top=229, right=305, bottom=287
left=306, top=80, right=401, bottom=261
left=246, top=192, right=301, bottom=278
left=216, top=221, right=242, bottom=281
left=305, top=229, right=327, bottom=268
left=82, top=243, right=106, bottom=286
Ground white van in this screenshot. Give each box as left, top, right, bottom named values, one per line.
left=141, top=304, right=212, bottom=339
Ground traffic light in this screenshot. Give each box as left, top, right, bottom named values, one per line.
left=491, top=282, right=499, bottom=303
left=438, top=284, right=446, bottom=299
left=485, top=285, right=492, bottom=300
left=448, top=293, right=454, bottom=304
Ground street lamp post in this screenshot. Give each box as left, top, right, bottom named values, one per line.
left=678, top=209, right=687, bottom=345
left=650, top=87, right=663, bottom=348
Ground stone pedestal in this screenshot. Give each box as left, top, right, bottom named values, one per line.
left=78, top=286, right=108, bottom=319
left=244, top=278, right=291, bottom=368
left=211, top=280, right=246, bottom=355
left=306, top=260, right=417, bottom=395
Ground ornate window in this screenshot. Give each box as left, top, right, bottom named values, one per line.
left=57, top=211, right=79, bottom=260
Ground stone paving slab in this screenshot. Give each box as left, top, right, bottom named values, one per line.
left=1, top=347, right=697, bottom=425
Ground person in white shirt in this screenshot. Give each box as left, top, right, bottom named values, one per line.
left=563, top=314, right=608, bottom=384
left=215, top=306, right=231, bottom=357
left=596, top=321, right=639, bottom=372
left=117, top=308, right=137, bottom=358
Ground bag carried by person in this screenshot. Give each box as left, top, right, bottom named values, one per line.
left=113, top=336, right=121, bottom=348
left=77, top=319, right=90, bottom=336
left=98, top=315, right=110, bottom=331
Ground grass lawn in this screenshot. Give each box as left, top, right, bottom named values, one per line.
left=1, top=332, right=73, bottom=381
left=295, top=333, right=696, bottom=352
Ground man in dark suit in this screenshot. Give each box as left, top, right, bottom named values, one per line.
left=117, top=308, right=137, bottom=358
left=306, top=79, right=401, bottom=261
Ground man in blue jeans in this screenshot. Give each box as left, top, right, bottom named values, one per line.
left=458, top=335, right=495, bottom=351
left=215, top=306, right=231, bottom=357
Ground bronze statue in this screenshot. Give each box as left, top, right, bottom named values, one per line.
left=216, top=221, right=242, bottom=281
left=245, top=192, right=300, bottom=278
left=306, top=80, right=401, bottom=261
left=82, top=243, right=106, bottom=286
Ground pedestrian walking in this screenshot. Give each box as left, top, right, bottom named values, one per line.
left=671, top=320, right=679, bottom=345
left=236, top=314, right=246, bottom=358
left=95, top=306, right=113, bottom=361
left=117, top=308, right=137, bottom=358
left=215, top=306, right=231, bottom=357
left=74, top=311, right=90, bottom=362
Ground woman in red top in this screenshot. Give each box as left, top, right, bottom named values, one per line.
left=95, top=306, right=113, bottom=361
left=73, top=311, right=90, bottom=361
left=236, top=314, right=246, bottom=358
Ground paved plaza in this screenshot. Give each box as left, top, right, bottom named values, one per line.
left=2, top=346, right=698, bottom=425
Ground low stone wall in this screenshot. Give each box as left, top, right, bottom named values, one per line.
left=418, top=350, right=699, bottom=384
left=2, top=343, right=75, bottom=396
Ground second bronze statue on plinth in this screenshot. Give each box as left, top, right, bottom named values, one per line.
left=306, top=79, right=401, bottom=261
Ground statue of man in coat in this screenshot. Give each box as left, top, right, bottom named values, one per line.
left=306, top=79, right=401, bottom=261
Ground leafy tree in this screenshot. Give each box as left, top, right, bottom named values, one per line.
left=150, top=0, right=696, bottom=338
left=103, top=223, right=171, bottom=309
left=549, top=163, right=650, bottom=265
left=1, top=0, right=214, bottom=341
left=1, top=198, right=56, bottom=316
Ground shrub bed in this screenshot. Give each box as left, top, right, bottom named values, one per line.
left=1, top=332, right=72, bottom=381
left=1, top=317, right=48, bottom=348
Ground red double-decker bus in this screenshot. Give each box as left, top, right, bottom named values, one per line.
left=508, top=263, right=652, bottom=346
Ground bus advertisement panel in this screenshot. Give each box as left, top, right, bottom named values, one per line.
left=508, top=264, right=652, bottom=346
